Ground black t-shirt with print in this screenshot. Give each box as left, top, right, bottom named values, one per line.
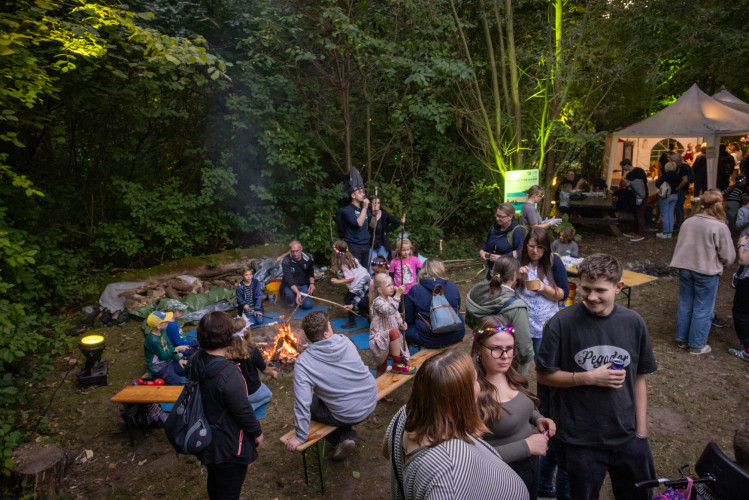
left=536, top=302, right=657, bottom=447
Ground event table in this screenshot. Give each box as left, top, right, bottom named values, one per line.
left=565, top=267, right=658, bottom=308
left=568, top=195, right=621, bottom=236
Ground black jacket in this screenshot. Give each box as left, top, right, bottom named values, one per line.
left=370, top=209, right=402, bottom=253
left=280, top=252, right=315, bottom=289
left=190, top=350, right=262, bottom=466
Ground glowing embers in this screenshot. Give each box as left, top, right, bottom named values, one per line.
left=260, top=322, right=305, bottom=365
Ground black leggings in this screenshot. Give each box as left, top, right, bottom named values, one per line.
left=508, top=455, right=539, bottom=500
left=206, top=462, right=248, bottom=500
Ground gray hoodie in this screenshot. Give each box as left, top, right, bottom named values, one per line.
left=293, top=333, right=377, bottom=441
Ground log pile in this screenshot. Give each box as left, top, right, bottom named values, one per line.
left=443, top=258, right=484, bottom=271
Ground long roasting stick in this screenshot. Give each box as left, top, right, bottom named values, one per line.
left=299, top=293, right=365, bottom=318
left=399, top=210, right=406, bottom=284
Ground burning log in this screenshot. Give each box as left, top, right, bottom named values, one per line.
left=284, top=334, right=305, bottom=355
left=268, top=335, right=285, bottom=362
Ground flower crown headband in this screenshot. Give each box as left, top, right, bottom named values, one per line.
left=371, top=258, right=388, bottom=267
left=333, top=244, right=348, bottom=255
left=472, top=325, right=514, bottom=341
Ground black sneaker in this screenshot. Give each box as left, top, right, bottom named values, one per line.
left=711, top=317, right=726, bottom=328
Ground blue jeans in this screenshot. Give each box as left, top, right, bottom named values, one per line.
left=532, top=337, right=543, bottom=357
left=248, top=382, right=272, bottom=411
left=658, top=193, right=678, bottom=233
left=241, top=311, right=264, bottom=326
left=539, top=444, right=569, bottom=499
left=675, top=269, right=720, bottom=349
left=281, top=284, right=314, bottom=309
left=675, top=189, right=686, bottom=229
left=153, top=360, right=185, bottom=386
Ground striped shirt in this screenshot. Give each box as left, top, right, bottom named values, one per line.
left=386, top=406, right=529, bottom=500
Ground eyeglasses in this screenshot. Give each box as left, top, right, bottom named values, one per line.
left=479, top=343, right=517, bottom=359
left=495, top=213, right=512, bottom=219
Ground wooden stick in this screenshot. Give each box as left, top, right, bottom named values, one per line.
left=369, top=186, right=379, bottom=271
left=439, top=239, right=443, bottom=258
left=286, top=302, right=302, bottom=326
left=299, top=293, right=365, bottom=318
left=399, top=210, right=406, bottom=285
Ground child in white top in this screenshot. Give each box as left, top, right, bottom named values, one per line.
left=331, top=240, right=370, bottom=329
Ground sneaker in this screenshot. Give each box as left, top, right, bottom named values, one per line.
left=689, top=345, right=712, bottom=355
left=380, top=395, right=391, bottom=402
left=391, top=362, right=417, bottom=375
left=666, top=233, right=672, bottom=238
left=676, top=342, right=688, bottom=349
left=728, top=348, right=749, bottom=362
left=340, top=320, right=358, bottom=329
left=711, top=317, right=726, bottom=328
left=332, top=439, right=356, bottom=461
left=656, top=232, right=668, bottom=239
left=622, top=233, right=635, bottom=238
left=630, top=236, right=645, bottom=242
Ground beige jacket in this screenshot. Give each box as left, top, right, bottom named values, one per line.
left=670, top=214, right=735, bottom=275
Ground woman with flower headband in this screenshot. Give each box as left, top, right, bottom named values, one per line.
left=331, top=240, right=371, bottom=329
left=472, top=315, right=556, bottom=500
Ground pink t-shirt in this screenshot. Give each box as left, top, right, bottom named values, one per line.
left=389, top=256, right=422, bottom=293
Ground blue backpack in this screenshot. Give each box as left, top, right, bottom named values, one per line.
left=421, top=284, right=463, bottom=334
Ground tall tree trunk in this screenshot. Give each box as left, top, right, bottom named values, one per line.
left=504, top=0, right=522, bottom=170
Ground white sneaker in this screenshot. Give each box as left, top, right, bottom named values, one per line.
left=630, top=236, right=645, bottom=242
left=622, top=233, right=635, bottom=238
left=656, top=232, right=668, bottom=239
left=689, top=345, right=711, bottom=355
left=332, top=439, right=356, bottom=461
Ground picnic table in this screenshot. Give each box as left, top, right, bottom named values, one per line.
left=568, top=194, right=622, bottom=237
left=565, top=267, right=657, bottom=308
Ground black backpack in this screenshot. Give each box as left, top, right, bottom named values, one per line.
left=163, top=356, right=229, bottom=456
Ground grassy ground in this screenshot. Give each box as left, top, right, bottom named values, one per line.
left=30, top=229, right=749, bottom=499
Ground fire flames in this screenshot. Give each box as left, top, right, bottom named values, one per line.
left=261, top=322, right=302, bottom=362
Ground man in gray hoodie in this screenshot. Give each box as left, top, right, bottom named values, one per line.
left=284, top=311, right=377, bottom=460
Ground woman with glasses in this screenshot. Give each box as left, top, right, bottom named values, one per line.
left=472, top=315, right=556, bottom=500
left=480, top=203, right=526, bottom=280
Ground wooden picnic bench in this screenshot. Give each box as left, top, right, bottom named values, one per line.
left=279, top=341, right=462, bottom=493
left=568, top=195, right=623, bottom=236
left=111, top=385, right=184, bottom=445
left=566, top=267, right=658, bottom=308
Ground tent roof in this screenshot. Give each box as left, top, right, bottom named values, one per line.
left=614, top=83, right=749, bottom=137
left=712, top=86, right=749, bottom=113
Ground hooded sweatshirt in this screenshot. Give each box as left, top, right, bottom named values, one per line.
left=465, top=283, right=533, bottom=367
left=189, top=350, right=262, bottom=466
left=293, top=333, right=377, bottom=442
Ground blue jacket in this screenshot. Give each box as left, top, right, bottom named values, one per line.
left=236, top=279, right=264, bottom=315
left=405, top=278, right=465, bottom=348
left=482, top=220, right=525, bottom=257
left=166, top=321, right=198, bottom=348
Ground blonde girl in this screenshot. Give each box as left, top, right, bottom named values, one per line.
left=226, top=318, right=277, bottom=410
left=370, top=273, right=415, bottom=377
left=388, top=238, right=422, bottom=294
left=331, top=240, right=371, bottom=329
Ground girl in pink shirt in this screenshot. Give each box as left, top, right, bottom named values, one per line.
left=389, top=238, right=422, bottom=294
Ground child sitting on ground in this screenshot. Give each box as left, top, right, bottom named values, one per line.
left=163, top=299, right=198, bottom=353
left=370, top=273, right=415, bottom=377
left=330, top=240, right=370, bottom=329
left=236, top=267, right=264, bottom=326
left=144, top=311, right=187, bottom=385
left=388, top=238, right=422, bottom=294
left=551, top=227, right=579, bottom=257
left=226, top=317, right=277, bottom=411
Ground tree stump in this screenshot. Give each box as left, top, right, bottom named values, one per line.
left=12, top=443, right=67, bottom=499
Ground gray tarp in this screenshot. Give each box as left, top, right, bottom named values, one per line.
left=99, top=281, right=148, bottom=313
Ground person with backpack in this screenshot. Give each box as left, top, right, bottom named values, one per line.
left=480, top=203, right=526, bottom=280
left=188, top=311, right=263, bottom=500
left=404, top=258, right=465, bottom=349
left=655, top=161, right=682, bottom=239
left=466, top=255, right=533, bottom=375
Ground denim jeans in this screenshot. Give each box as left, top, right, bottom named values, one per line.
left=658, top=193, right=678, bottom=233
left=675, top=269, right=720, bottom=349
left=241, top=311, right=264, bottom=326
left=154, top=360, right=185, bottom=386
left=281, top=284, right=314, bottom=309
left=248, top=382, right=272, bottom=411
left=532, top=337, right=543, bottom=357
left=538, top=444, right=569, bottom=500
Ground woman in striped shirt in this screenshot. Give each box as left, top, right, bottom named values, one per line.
left=385, top=350, right=529, bottom=500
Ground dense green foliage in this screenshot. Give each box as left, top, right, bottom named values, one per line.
left=1, top=0, right=748, bottom=481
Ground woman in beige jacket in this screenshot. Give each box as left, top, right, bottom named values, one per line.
left=670, top=189, right=736, bottom=354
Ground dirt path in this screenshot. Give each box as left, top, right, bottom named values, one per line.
left=33, top=229, right=749, bottom=499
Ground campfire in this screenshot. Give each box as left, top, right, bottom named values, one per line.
left=257, top=322, right=307, bottom=371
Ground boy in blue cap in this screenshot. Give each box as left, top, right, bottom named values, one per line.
left=144, top=311, right=187, bottom=385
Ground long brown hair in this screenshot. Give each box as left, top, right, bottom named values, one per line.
left=517, top=227, right=556, bottom=290
left=489, top=255, right=519, bottom=295
left=330, top=240, right=359, bottom=272
left=405, top=350, right=488, bottom=447
left=701, top=189, right=727, bottom=222
left=225, top=318, right=254, bottom=360
left=471, top=316, right=539, bottom=425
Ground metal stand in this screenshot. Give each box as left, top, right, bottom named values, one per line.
left=301, top=440, right=326, bottom=493
left=620, top=285, right=632, bottom=308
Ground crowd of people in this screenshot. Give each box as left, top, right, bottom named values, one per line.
left=131, top=169, right=749, bottom=500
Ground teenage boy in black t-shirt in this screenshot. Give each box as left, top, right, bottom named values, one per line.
left=536, top=253, right=657, bottom=500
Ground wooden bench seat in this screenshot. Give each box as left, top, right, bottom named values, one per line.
left=111, top=385, right=183, bottom=404
left=279, top=341, right=462, bottom=492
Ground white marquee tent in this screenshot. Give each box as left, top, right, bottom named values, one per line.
left=604, top=84, right=749, bottom=190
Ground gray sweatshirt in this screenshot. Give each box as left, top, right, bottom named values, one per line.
left=293, top=333, right=377, bottom=441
